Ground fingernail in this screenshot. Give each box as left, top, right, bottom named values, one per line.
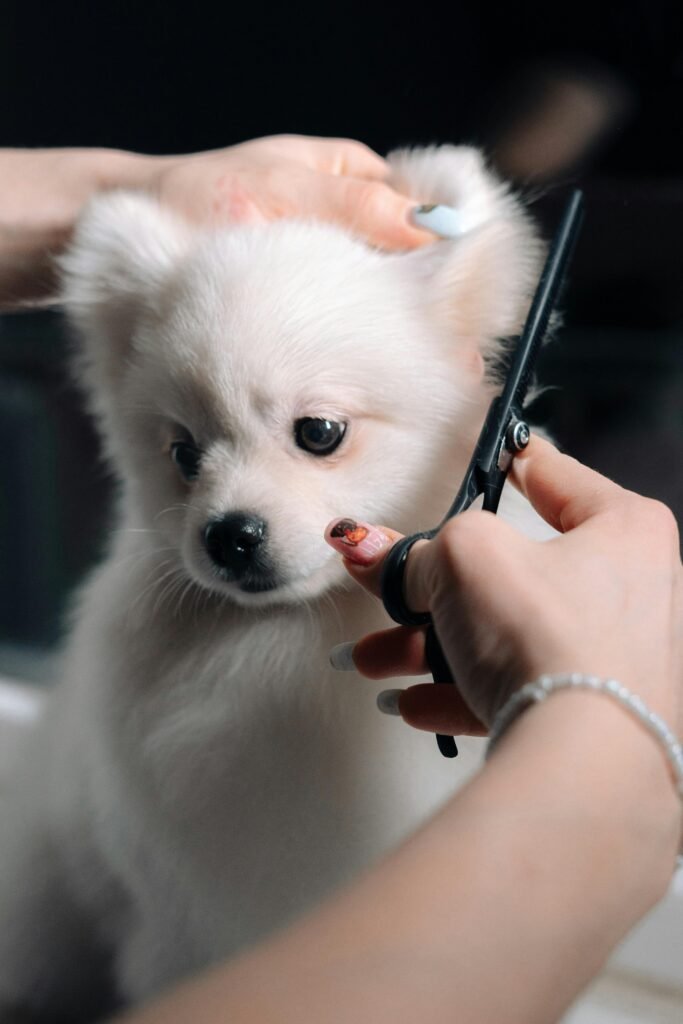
left=329, top=642, right=356, bottom=671
left=325, top=518, right=392, bottom=566
left=410, top=204, right=466, bottom=238
left=377, top=689, right=403, bottom=716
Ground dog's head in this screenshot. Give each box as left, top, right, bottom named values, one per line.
left=60, top=147, right=543, bottom=607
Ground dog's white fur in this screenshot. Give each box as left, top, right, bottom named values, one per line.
left=0, top=147, right=552, bottom=1020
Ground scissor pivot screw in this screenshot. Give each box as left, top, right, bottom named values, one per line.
left=506, top=419, right=530, bottom=452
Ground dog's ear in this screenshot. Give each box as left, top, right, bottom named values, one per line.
left=388, top=147, right=545, bottom=368
left=60, top=191, right=192, bottom=392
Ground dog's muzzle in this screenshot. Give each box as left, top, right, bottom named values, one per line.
left=203, top=513, right=278, bottom=592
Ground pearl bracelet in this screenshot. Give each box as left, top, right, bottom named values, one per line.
left=486, top=672, right=683, bottom=802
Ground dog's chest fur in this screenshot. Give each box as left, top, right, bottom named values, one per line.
left=53, top=533, right=470, bottom=997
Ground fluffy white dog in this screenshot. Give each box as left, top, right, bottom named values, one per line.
left=0, top=146, right=551, bottom=1021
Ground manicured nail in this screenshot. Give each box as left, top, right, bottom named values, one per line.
left=325, top=518, right=392, bottom=566
left=410, top=204, right=466, bottom=238
left=377, top=689, right=403, bottom=716
left=329, top=642, right=356, bottom=671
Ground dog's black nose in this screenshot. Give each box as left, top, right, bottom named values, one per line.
left=203, top=513, right=267, bottom=577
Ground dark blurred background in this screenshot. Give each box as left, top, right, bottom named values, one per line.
left=1, top=1, right=682, bottom=669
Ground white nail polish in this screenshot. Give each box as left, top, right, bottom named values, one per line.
left=329, top=642, right=356, bottom=671
left=377, top=689, right=403, bottom=716
left=410, top=204, right=466, bottom=238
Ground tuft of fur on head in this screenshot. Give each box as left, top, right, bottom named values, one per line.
left=387, top=146, right=545, bottom=360
left=59, top=146, right=545, bottom=608
left=60, top=193, right=194, bottom=457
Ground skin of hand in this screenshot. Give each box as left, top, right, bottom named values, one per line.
left=325, top=434, right=683, bottom=737
left=145, top=134, right=432, bottom=249
left=0, top=135, right=432, bottom=306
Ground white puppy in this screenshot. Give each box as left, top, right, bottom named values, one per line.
left=0, top=146, right=551, bottom=1020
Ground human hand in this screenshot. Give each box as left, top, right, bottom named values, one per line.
left=0, top=136, right=436, bottom=307
left=324, top=435, right=683, bottom=734
left=141, top=134, right=433, bottom=250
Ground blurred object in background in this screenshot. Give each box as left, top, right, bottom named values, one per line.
left=0, top=312, right=113, bottom=658
left=491, top=58, right=636, bottom=184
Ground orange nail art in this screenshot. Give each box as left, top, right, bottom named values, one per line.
left=325, top=518, right=391, bottom=565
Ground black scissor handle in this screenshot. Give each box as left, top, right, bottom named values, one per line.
left=424, top=627, right=459, bottom=758
left=381, top=533, right=460, bottom=756
left=381, top=533, right=433, bottom=628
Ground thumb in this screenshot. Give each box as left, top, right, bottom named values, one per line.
left=511, top=434, right=624, bottom=533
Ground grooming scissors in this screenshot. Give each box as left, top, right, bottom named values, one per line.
left=380, top=189, right=585, bottom=757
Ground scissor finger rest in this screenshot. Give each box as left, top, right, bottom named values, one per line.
left=380, top=533, right=433, bottom=628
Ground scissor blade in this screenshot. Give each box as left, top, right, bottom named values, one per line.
left=438, top=189, right=584, bottom=526
left=498, top=188, right=585, bottom=420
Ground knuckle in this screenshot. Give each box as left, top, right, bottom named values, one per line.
left=641, top=497, right=680, bottom=546
left=347, top=139, right=381, bottom=161
left=331, top=136, right=363, bottom=150
left=349, top=179, right=393, bottom=218
left=441, top=511, right=490, bottom=544
left=332, top=137, right=382, bottom=161
left=435, top=513, right=489, bottom=575
left=612, top=493, right=681, bottom=562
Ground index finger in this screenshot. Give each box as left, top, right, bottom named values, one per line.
left=324, top=509, right=522, bottom=614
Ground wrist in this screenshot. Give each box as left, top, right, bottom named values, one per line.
left=0, top=147, right=158, bottom=251
left=484, top=686, right=682, bottom=906
left=90, top=147, right=172, bottom=197
left=0, top=148, right=171, bottom=307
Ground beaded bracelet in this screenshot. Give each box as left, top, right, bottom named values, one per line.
left=485, top=672, right=683, bottom=803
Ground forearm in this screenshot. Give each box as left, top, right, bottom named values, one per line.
left=0, top=147, right=157, bottom=306
left=120, top=691, right=681, bottom=1024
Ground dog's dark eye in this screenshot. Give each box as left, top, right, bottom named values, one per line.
left=294, top=418, right=346, bottom=456
left=170, top=440, right=202, bottom=481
